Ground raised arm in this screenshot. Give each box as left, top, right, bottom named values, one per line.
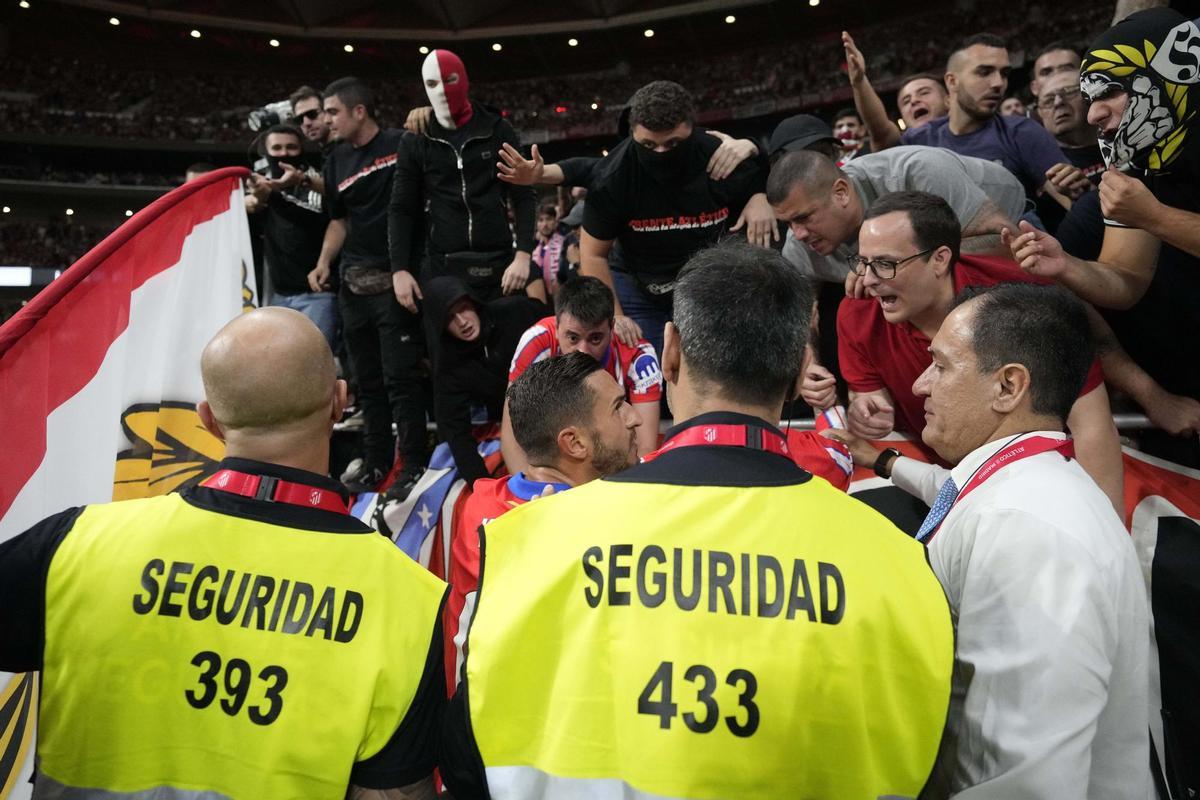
left=843, top=32, right=903, bottom=151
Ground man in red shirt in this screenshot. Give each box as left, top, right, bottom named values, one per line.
left=445, top=352, right=641, bottom=692
left=836, top=191, right=1124, bottom=509
left=502, top=276, right=660, bottom=473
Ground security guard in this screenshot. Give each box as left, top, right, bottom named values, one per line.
left=0, top=308, right=446, bottom=799
left=441, top=241, right=954, bottom=799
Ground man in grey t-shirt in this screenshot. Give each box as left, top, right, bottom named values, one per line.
left=768, top=146, right=1025, bottom=283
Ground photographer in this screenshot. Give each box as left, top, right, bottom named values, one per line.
left=246, top=124, right=336, bottom=347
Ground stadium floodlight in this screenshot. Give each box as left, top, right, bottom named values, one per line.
left=65, top=208, right=74, bottom=216
left=492, top=42, right=502, bottom=51
left=125, top=209, right=134, bottom=217
left=109, top=17, right=119, bottom=25
left=2, top=206, right=10, bottom=213
left=18, top=1, right=30, bottom=8
left=269, top=38, right=280, bottom=47
left=568, top=38, right=579, bottom=47
left=591, top=102, right=599, bottom=110
left=190, top=29, right=201, bottom=38
left=644, top=29, right=654, bottom=37
left=725, top=15, right=736, bottom=23
left=809, top=0, right=819, bottom=5
left=419, top=46, right=429, bottom=54
left=344, top=44, right=354, bottom=52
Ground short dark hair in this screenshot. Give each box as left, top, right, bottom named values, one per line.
left=765, top=149, right=842, bottom=205
left=323, top=77, right=375, bottom=119
left=538, top=203, right=558, bottom=218
left=185, top=162, right=216, bottom=176
left=1033, top=41, right=1081, bottom=64
left=628, top=81, right=695, bottom=132
left=948, top=33, right=1008, bottom=71
left=899, top=72, right=947, bottom=94
left=864, top=191, right=962, bottom=266
left=833, top=107, right=862, bottom=124
left=263, top=123, right=303, bottom=143
left=555, top=276, right=614, bottom=327
left=673, top=240, right=812, bottom=407
left=289, top=85, right=322, bottom=111
left=507, top=352, right=603, bottom=464
left=953, top=283, right=1093, bottom=422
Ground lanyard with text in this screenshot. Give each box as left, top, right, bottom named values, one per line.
left=641, top=423, right=796, bottom=464
left=929, top=435, right=1075, bottom=541
left=200, top=469, right=350, bottom=515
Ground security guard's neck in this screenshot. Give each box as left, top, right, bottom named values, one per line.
left=672, top=395, right=782, bottom=432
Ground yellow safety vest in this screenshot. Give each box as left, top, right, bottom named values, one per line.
left=466, top=475, right=953, bottom=799
left=37, top=493, right=445, bottom=800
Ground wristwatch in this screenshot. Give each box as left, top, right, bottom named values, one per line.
left=873, top=447, right=902, bottom=479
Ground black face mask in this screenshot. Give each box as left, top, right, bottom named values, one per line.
left=265, top=154, right=308, bottom=180
left=634, top=134, right=695, bottom=184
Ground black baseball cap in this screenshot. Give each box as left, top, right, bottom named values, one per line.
left=767, top=114, right=839, bottom=158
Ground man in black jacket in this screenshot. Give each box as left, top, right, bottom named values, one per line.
left=388, top=50, right=539, bottom=313
left=424, top=276, right=546, bottom=485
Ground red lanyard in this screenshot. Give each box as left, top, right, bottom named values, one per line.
left=928, top=435, right=1074, bottom=542
left=200, top=469, right=350, bottom=515
left=641, top=423, right=795, bottom=464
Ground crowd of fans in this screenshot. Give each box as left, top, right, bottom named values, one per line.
left=0, top=217, right=105, bottom=269
left=0, top=0, right=1106, bottom=144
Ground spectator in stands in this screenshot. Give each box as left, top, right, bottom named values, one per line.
left=580, top=80, right=771, bottom=357
left=766, top=147, right=1023, bottom=284
left=842, top=29, right=950, bottom=149
left=389, top=49, right=540, bottom=311
left=766, top=113, right=840, bottom=163
left=502, top=276, right=660, bottom=474
left=246, top=124, right=336, bottom=347
left=899, top=34, right=1088, bottom=210
left=1029, top=41, right=1082, bottom=105
left=442, top=352, right=642, bottom=694
left=309, top=76, right=430, bottom=499
left=832, top=107, right=868, bottom=165
left=184, top=163, right=215, bottom=182
left=424, top=276, right=546, bottom=486
left=288, top=85, right=329, bottom=195
left=999, top=95, right=1027, bottom=116
left=532, top=204, right=566, bottom=296
left=1037, top=71, right=1104, bottom=186
left=1007, top=8, right=1200, bottom=466
left=836, top=190, right=1124, bottom=509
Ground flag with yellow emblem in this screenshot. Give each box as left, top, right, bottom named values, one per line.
left=0, top=167, right=254, bottom=799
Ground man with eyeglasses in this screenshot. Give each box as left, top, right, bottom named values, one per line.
left=836, top=191, right=1124, bottom=510
left=1038, top=72, right=1105, bottom=187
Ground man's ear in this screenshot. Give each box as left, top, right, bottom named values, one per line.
left=944, top=70, right=958, bottom=93
left=331, top=379, right=349, bottom=425
left=931, top=244, right=955, bottom=278
left=831, top=178, right=852, bottom=207
left=992, top=363, right=1031, bottom=414
left=661, top=322, right=682, bottom=386
left=556, top=425, right=589, bottom=463
left=197, top=400, right=226, bottom=443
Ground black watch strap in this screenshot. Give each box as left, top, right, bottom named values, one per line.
left=873, top=447, right=902, bottom=479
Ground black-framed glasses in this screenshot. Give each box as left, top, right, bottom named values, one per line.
left=297, top=109, right=322, bottom=121
left=1037, top=86, right=1081, bottom=111
left=852, top=247, right=936, bottom=279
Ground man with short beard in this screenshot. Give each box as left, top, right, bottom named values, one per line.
left=441, top=352, right=642, bottom=695
left=900, top=33, right=1089, bottom=208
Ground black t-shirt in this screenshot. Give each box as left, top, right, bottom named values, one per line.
left=1102, top=142, right=1200, bottom=403
left=1063, top=143, right=1106, bottom=187
left=583, top=134, right=766, bottom=280
left=323, top=127, right=403, bottom=271
left=264, top=183, right=328, bottom=295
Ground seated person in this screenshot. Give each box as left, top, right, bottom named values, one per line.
left=425, top=276, right=546, bottom=486
left=502, top=276, right=661, bottom=473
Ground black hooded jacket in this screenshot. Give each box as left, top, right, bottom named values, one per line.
left=388, top=104, right=537, bottom=276
left=425, top=276, right=546, bottom=485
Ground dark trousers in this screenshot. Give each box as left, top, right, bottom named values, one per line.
left=339, top=287, right=429, bottom=471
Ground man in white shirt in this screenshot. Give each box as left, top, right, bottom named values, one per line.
left=853, top=282, right=1151, bottom=798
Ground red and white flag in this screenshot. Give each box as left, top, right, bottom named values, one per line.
left=0, top=167, right=254, bottom=799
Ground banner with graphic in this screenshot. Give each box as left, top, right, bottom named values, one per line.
left=0, top=167, right=254, bottom=799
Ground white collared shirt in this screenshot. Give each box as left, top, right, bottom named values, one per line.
left=921, top=432, right=1152, bottom=799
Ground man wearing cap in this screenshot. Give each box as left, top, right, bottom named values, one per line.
left=388, top=49, right=540, bottom=309
left=765, top=142, right=1024, bottom=284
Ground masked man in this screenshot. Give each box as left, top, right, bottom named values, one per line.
left=388, top=49, right=540, bottom=313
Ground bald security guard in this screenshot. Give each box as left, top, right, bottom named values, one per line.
left=0, top=308, right=446, bottom=799
left=440, top=240, right=954, bottom=799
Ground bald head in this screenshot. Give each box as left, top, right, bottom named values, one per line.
left=201, top=307, right=337, bottom=431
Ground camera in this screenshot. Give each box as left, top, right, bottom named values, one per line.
left=248, top=100, right=293, bottom=132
